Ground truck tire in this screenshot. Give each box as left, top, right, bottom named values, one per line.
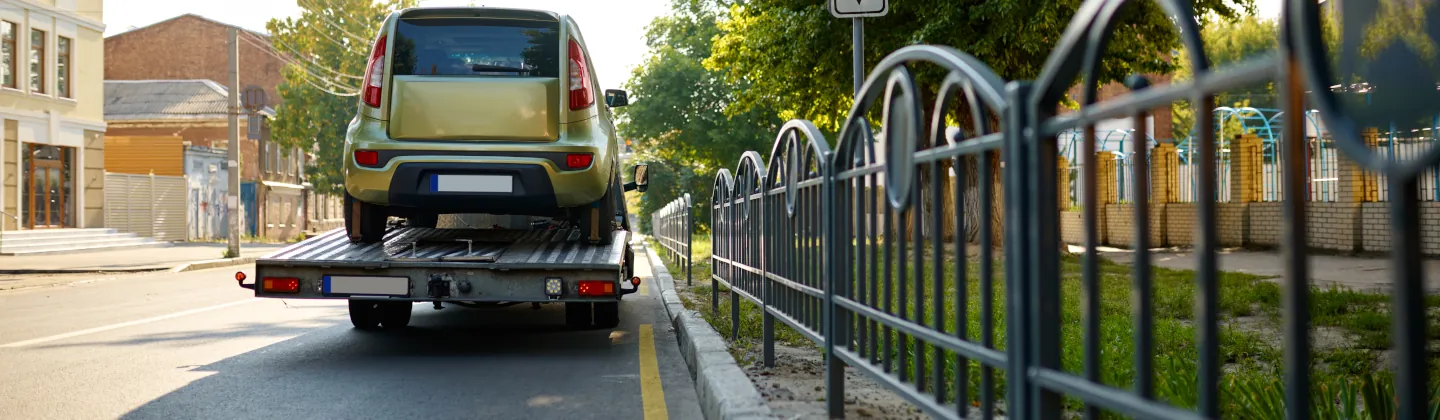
left=348, top=299, right=381, bottom=330
left=565, top=302, right=593, bottom=328
left=577, top=176, right=619, bottom=246
left=593, top=301, right=620, bottom=329
left=408, top=212, right=438, bottom=229
left=345, top=192, right=388, bottom=244
left=378, top=302, right=412, bottom=329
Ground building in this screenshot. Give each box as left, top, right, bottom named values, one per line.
left=103, top=14, right=341, bottom=240
left=0, top=0, right=107, bottom=234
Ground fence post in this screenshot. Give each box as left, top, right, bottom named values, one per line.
left=684, top=193, right=692, bottom=287
left=1151, top=141, right=1179, bottom=246
left=1057, top=155, right=1070, bottom=211
left=821, top=146, right=844, bottom=417
left=1336, top=128, right=1380, bottom=203
left=1230, top=134, right=1263, bottom=203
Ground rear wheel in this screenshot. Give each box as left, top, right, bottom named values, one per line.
left=348, top=299, right=381, bottom=330
left=378, top=302, right=412, bottom=329
left=345, top=192, right=388, bottom=244
left=577, top=176, right=619, bottom=245
left=593, top=301, right=620, bottom=329
left=565, top=302, right=593, bottom=329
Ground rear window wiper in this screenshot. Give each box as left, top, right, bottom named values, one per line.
left=470, top=64, right=534, bottom=74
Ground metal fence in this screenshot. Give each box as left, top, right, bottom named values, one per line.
left=669, top=1, right=1435, bottom=419
left=104, top=172, right=188, bottom=242
left=651, top=194, right=693, bottom=286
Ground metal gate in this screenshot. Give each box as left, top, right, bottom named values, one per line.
left=654, top=1, right=1438, bottom=419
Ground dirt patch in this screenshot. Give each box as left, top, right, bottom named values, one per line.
left=738, top=344, right=927, bottom=420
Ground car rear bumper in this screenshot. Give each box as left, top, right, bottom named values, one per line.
left=346, top=155, right=609, bottom=210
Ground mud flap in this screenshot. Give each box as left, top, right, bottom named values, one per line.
left=589, top=204, right=601, bottom=243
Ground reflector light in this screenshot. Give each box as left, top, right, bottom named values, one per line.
left=631, top=277, right=641, bottom=286
left=566, top=153, right=593, bottom=169
left=354, top=150, right=379, bottom=167
left=577, top=280, right=614, bottom=296
left=236, top=272, right=247, bottom=281
left=262, top=277, right=300, bottom=293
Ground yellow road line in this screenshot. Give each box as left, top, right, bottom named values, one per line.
left=638, top=324, right=668, bottom=420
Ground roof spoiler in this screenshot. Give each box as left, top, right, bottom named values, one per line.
left=397, top=7, right=560, bottom=21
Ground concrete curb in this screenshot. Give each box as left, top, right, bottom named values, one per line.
left=637, top=239, right=775, bottom=420
left=169, top=257, right=260, bottom=273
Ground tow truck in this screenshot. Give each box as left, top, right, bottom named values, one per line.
left=236, top=221, right=640, bottom=330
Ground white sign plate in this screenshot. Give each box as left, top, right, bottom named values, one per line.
left=830, top=0, right=889, bottom=18
left=432, top=174, right=514, bottom=193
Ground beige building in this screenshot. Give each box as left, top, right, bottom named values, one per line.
left=0, top=0, right=106, bottom=232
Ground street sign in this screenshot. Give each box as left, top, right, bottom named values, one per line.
left=241, top=85, right=267, bottom=113
left=830, top=0, right=888, bottom=18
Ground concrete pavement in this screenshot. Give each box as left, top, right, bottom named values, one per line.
left=0, top=260, right=702, bottom=420
left=0, top=242, right=288, bottom=273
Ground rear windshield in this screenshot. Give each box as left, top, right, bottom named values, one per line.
left=391, top=17, right=559, bottom=78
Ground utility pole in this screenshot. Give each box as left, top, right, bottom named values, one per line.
left=227, top=28, right=241, bottom=257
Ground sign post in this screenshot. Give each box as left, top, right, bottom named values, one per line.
left=830, top=0, right=889, bottom=95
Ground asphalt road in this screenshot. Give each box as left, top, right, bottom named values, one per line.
left=0, top=256, right=701, bottom=420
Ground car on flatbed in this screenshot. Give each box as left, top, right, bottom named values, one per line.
left=342, top=6, right=633, bottom=245
left=237, top=6, right=652, bottom=330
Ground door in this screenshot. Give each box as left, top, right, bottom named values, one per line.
left=23, top=144, right=73, bottom=229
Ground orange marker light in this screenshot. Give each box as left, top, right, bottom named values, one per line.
left=235, top=272, right=247, bottom=281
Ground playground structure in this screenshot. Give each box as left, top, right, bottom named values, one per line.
left=1061, top=106, right=1440, bottom=207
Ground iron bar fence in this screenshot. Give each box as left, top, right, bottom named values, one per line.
left=668, top=1, right=1435, bottom=418
left=651, top=194, right=693, bottom=286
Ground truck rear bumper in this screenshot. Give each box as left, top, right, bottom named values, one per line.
left=253, top=265, right=627, bottom=303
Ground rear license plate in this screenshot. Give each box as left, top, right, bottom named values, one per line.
left=323, top=276, right=410, bottom=296
left=432, top=174, right=513, bottom=193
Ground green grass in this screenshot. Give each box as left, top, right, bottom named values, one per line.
left=648, top=234, right=1440, bottom=419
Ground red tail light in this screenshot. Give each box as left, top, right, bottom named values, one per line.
left=576, top=280, right=614, bottom=296
left=361, top=35, right=387, bottom=108
left=565, top=153, right=593, bottom=169
left=262, top=277, right=300, bottom=293
left=354, top=150, right=379, bottom=167
left=567, top=38, right=593, bottom=110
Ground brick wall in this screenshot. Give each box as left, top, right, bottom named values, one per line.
left=105, top=15, right=285, bottom=108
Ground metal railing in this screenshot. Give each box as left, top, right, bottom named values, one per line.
left=651, top=194, right=693, bottom=286
left=686, top=1, right=1436, bottom=419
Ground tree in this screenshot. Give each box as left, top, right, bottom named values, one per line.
left=1171, top=14, right=1279, bottom=141
left=619, top=0, right=783, bottom=232
left=266, top=0, right=418, bottom=195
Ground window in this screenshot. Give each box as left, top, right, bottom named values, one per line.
left=29, top=29, right=44, bottom=94
left=1, top=22, right=15, bottom=89
left=263, top=142, right=272, bottom=174
left=56, top=36, right=70, bottom=98
left=391, top=17, right=559, bottom=77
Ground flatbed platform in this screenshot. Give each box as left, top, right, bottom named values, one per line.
left=258, top=227, right=630, bottom=270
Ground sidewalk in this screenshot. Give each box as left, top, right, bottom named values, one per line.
left=0, top=242, right=288, bottom=273
left=1086, top=246, right=1440, bottom=294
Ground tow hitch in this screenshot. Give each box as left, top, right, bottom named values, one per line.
left=618, top=277, right=643, bottom=296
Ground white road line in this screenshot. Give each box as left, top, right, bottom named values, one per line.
left=0, top=299, right=263, bottom=348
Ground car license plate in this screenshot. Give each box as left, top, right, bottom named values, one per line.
left=323, top=275, right=410, bottom=296
left=432, top=174, right=513, bottom=193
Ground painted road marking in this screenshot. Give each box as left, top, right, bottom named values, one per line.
left=0, top=299, right=262, bottom=348
left=638, top=324, right=668, bottom=420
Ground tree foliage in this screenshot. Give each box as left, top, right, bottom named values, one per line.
left=1171, top=14, right=1279, bottom=141
left=704, top=0, right=1255, bottom=135
left=619, top=0, right=783, bottom=232
left=267, top=0, right=417, bottom=195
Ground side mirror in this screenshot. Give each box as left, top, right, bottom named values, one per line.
left=605, top=89, right=629, bottom=107
left=630, top=163, right=649, bottom=193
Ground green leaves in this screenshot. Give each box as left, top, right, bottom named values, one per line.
left=266, top=0, right=417, bottom=195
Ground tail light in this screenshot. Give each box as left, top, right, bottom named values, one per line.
left=361, top=34, right=387, bottom=108
left=576, top=280, right=614, bottom=296
left=354, top=150, right=379, bottom=167
left=262, top=277, right=301, bottom=293
left=565, top=153, right=593, bottom=169
left=567, top=38, right=593, bottom=110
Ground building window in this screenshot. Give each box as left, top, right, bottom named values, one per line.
left=56, top=36, right=70, bottom=98
left=29, top=29, right=44, bottom=94
left=1, top=22, right=15, bottom=89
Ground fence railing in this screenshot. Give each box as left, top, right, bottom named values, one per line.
left=651, top=194, right=693, bottom=286
left=671, top=1, right=1436, bottom=419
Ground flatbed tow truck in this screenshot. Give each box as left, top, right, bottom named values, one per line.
left=234, top=220, right=641, bottom=330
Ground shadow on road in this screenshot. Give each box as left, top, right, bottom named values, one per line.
left=118, top=303, right=641, bottom=420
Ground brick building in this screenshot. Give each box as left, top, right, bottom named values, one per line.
left=102, top=14, right=342, bottom=240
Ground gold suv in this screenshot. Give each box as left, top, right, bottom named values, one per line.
left=343, top=7, right=646, bottom=245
